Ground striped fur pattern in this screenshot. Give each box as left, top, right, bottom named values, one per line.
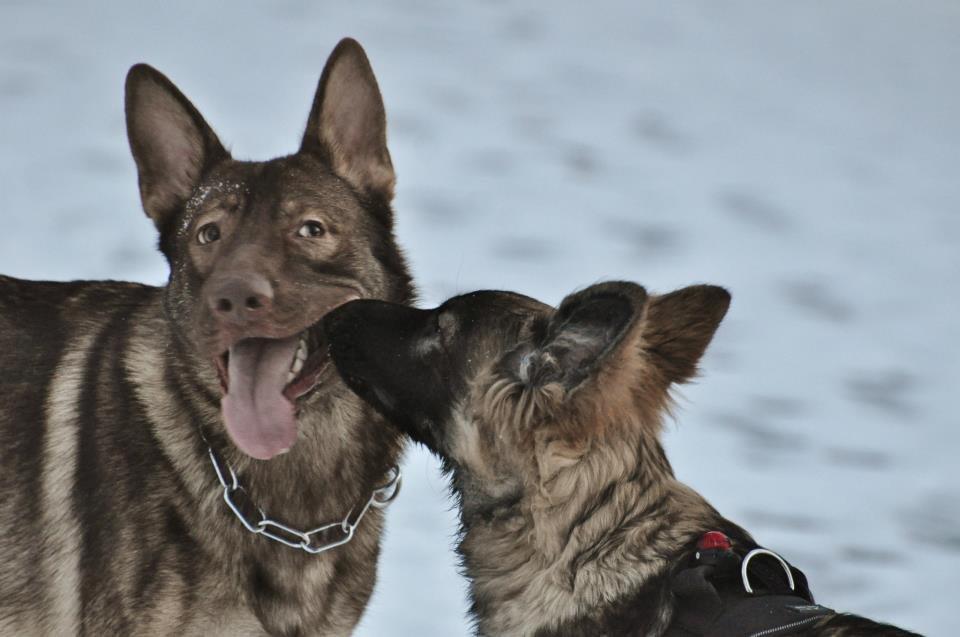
left=0, top=38, right=413, bottom=636
left=324, top=283, right=920, bottom=636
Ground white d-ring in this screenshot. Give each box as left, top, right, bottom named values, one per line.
left=741, top=548, right=795, bottom=594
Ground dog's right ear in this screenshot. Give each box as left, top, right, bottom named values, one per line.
left=125, top=64, right=228, bottom=235
left=300, top=38, right=395, bottom=204
left=517, top=282, right=648, bottom=394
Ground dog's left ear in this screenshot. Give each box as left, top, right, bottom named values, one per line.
left=300, top=38, right=395, bottom=203
left=518, top=282, right=648, bottom=392
left=642, top=285, right=731, bottom=385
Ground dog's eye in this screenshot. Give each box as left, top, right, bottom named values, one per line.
left=297, top=220, right=326, bottom=238
left=197, top=223, right=221, bottom=245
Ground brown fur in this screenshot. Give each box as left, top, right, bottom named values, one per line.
left=324, top=283, right=919, bottom=636
left=0, top=38, right=413, bottom=635
left=452, top=287, right=725, bottom=635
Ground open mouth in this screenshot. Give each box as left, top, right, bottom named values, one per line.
left=214, top=301, right=354, bottom=461
left=215, top=325, right=330, bottom=403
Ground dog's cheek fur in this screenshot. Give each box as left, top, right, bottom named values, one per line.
left=163, top=240, right=212, bottom=362
left=478, top=314, right=672, bottom=475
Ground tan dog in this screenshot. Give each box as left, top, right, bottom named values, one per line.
left=324, top=282, right=919, bottom=636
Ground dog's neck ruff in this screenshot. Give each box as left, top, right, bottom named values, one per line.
left=205, top=444, right=401, bottom=555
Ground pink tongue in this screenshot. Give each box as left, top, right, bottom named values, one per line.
left=222, top=336, right=299, bottom=460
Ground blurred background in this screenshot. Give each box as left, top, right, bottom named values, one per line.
left=1, top=1, right=957, bottom=634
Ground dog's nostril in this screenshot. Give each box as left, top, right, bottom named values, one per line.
left=245, top=296, right=262, bottom=310
left=217, top=298, right=233, bottom=313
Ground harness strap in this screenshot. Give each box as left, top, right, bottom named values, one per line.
left=666, top=589, right=833, bottom=637
left=664, top=532, right=835, bottom=637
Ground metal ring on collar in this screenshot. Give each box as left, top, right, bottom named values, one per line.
left=741, top=548, right=795, bottom=594
left=371, top=466, right=402, bottom=508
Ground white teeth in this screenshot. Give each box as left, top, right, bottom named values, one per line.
left=287, top=334, right=309, bottom=384
left=291, top=356, right=304, bottom=376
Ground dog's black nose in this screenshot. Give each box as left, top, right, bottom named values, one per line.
left=207, top=274, right=274, bottom=325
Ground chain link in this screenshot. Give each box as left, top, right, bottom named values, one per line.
left=206, top=447, right=401, bottom=555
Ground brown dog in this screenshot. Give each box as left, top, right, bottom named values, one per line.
left=324, top=282, right=919, bottom=636
left=0, top=38, right=412, bottom=635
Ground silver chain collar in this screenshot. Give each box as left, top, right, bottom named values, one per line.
left=206, top=446, right=401, bottom=555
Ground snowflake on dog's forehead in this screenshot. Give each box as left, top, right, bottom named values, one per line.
left=177, top=180, right=248, bottom=238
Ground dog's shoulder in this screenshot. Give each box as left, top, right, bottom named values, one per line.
left=0, top=274, right=158, bottom=319
left=0, top=272, right=156, bottom=299
left=0, top=274, right=160, bottom=374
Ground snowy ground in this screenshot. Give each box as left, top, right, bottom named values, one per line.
left=1, top=1, right=957, bottom=634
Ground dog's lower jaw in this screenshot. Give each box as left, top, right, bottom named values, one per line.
left=283, top=350, right=333, bottom=402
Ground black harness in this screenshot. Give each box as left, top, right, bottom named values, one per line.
left=664, top=532, right=836, bottom=637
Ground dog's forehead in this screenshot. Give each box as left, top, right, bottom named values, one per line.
left=261, top=156, right=360, bottom=214
left=184, top=172, right=246, bottom=213
left=188, top=156, right=360, bottom=218
left=431, top=293, right=545, bottom=361
left=444, top=291, right=549, bottom=323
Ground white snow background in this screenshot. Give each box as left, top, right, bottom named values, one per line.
left=1, top=1, right=957, bottom=634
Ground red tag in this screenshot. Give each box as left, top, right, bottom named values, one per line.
left=697, top=531, right=732, bottom=551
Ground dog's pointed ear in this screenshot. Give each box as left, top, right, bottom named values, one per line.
left=300, top=38, right=395, bottom=203
left=643, top=285, right=730, bottom=385
left=518, top=282, right=648, bottom=392
left=125, top=64, right=228, bottom=234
